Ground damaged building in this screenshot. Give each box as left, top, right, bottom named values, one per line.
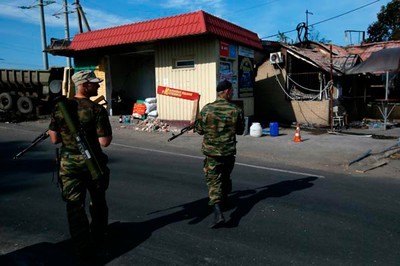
left=254, top=40, right=400, bottom=128
left=47, top=8, right=399, bottom=130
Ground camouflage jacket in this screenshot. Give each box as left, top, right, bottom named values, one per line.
left=49, top=97, right=112, bottom=156
left=195, top=97, right=244, bottom=156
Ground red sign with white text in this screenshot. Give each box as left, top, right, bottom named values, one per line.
left=157, top=86, right=200, bottom=101
left=220, top=41, right=229, bottom=57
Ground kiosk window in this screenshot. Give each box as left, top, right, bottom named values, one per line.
left=175, top=59, right=194, bottom=68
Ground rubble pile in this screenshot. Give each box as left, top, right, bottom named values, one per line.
left=118, top=115, right=190, bottom=134
left=130, top=117, right=171, bottom=132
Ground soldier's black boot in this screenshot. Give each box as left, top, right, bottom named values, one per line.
left=210, top=203, right=225, bottom=229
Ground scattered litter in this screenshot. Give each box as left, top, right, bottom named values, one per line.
left=120, top=117, right=171, bottom=133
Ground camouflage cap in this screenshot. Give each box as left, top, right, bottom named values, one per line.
left=71, top=70, right=103, bottom=86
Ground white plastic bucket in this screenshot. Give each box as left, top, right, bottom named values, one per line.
left=250, top=122, right=262, bottom=137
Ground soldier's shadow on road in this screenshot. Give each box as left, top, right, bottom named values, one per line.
left=96, top=175, right=318, bottom=263
left=224, top=176, right=318, bottom=228
left=0, top=176, right=318, bottom=265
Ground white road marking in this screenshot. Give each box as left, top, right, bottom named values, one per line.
left=112, top=142, right=325, bottom=178
left=0, top=125, right=325, bottom=178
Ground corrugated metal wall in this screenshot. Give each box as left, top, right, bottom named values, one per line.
left=155, top=38, right=218, bottom=121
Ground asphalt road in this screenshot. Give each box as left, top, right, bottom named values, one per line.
left=1, top=123, right=400, bottom=265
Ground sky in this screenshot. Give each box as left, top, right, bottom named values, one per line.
left=0, top=0, right=392, bottom=69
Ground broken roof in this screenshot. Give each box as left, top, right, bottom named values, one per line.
left=344, top=40, right=400, bottom=61
left=281, top=41, right=359, bottom=76
left=49, top=10, right=262, bottom=55
left=275, top=40, right=400, bottom=77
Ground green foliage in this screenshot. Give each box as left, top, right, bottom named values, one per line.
left=366, top=0, right=400, bottom=42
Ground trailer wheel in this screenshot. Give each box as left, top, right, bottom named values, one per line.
left=0, top=92, right=13, bottom=110
left=17, top=96, right=34, bottom=114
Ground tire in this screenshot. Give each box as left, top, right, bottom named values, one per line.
left=17, top=96, right=34, bottom=114
left=0, top=92, right=13, bottom=110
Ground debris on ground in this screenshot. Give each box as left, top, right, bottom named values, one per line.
left=328, top=131, right=373, bottom=138
left=119, top=117, right=172, bottom=132
left=135, top=118, right=170, bottom=132
left=355, top=159, right=389, bottom=173
left=348, top=140, right=400, bottom=173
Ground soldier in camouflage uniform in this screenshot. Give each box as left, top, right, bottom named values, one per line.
left=195, top=80, right=244, bottom=228
left=48, top=70, right=113, bottom=259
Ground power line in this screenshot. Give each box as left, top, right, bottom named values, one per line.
left=18, top=0, right=55, bottom=9
left=310, top=0, right=381, bottom=27
left=227, top=0, right=278, bottom=15
left=261, top=0, right=382, bottom=40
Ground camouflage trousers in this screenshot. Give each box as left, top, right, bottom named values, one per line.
left=60, top=153, right=109, bottom=255
left=203, top=155, right=235, bottom=206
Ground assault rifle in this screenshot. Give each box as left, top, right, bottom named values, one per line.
left=167, top=123, right=195, bottom=142
left=12, top=95, right=107, bottom=160
left=13, top=130, right=49, bottom=159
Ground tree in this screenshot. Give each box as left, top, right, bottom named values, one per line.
left=366, top=0, right=400, bottom=43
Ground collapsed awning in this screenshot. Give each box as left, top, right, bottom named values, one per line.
left=346, top=47, right=400, bottom=130
left=346, top=47, right=400, bottom=74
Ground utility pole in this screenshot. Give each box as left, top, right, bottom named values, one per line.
left=19, top=0, right=55, bottom=69
left=74, top=0, right=91, bottom=33
left=75, top=0, right=83, bottom=33
left=306, top=10, right=313, bottom=41
left=53, top=0, right=73, bottom=67
left=63, top=0, right=72, bottom=67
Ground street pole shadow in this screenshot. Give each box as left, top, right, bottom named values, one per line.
left=224, top=176, right=318, bottom=228
left=0, top=177, right=317, bottom=265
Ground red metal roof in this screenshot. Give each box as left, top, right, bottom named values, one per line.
left=69, top=10, right=262, bottom=52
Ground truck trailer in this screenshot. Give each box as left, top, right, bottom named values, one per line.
left=0, top=67, right=64, bottom=116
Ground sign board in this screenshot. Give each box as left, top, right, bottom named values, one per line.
left=220, top=41, right=229, bottom=57
left=238, top=56, right=254, bottom=98
left=238, top=45, right=254, bottom=58
left=157, top=86, right=200, bottom=101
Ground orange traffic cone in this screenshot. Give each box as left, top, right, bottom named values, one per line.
left=293, top=124, right=303, bottom=142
